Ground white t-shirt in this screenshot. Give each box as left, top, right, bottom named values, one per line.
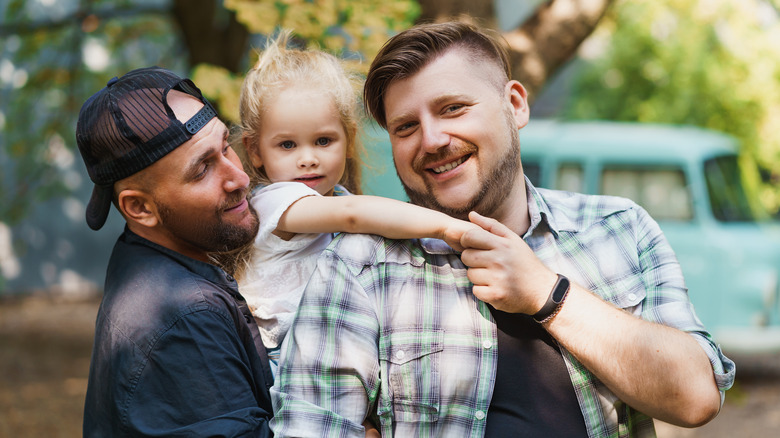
left=240, top=181, right=348, bottom=349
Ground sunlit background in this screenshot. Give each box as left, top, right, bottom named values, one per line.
left=1, top=0, right=779, bottom=436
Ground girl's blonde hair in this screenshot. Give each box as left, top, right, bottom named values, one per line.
left=237, top=30, right=363, bottom=195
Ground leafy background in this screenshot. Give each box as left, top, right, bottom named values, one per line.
left=1, top=0, right=779, bottom=295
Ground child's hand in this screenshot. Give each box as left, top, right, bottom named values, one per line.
left=441, top=218, right=483, bottom=252
left=459, top=211, right=557, bottom=315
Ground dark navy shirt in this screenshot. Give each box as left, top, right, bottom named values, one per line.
left=83, top=227, right=274, bottom=437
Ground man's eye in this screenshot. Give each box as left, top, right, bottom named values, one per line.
left=444, top=104, right=464, bottom=113
left=195, top=164, right=209, bottom=179
left=394, top=122, right=416, bottom=136
left=315, top=137, right=331, bottom=146
left=280, top=141, right=295, bottom=150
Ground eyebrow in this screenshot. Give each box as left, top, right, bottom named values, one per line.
left=183, top=124, right=228, bottom=179
left=387, top=93, right=471, bottom=129
left=387, top=111, right=415, bottom=131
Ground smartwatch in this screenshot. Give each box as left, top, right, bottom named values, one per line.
left=533, top=274, right=571, bottom=323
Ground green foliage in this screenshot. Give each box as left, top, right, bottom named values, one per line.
left=1, top=0, right=419, bottom=229
left=227, top=0, right=419, bottom=61
left=197, top=0, right=420, bottom=124
left=566, top=0, right=780, bottom=214
left=0, top=0, right=184, bottom=225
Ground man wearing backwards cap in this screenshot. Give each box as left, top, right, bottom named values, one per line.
left=77, top=67, right=272, bottom=437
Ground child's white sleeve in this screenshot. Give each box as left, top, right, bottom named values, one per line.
left=250, top=181, right=321, bottom=249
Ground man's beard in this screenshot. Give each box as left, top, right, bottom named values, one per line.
left=157, top=196, right=259, bottom=254
left=398, top=111, right=521, bottom=220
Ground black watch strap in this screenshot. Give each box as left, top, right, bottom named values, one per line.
left=533, top=274, right=571, bottom=323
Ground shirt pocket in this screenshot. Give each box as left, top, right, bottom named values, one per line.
left=378, top=327, right=443, bottom=423
left=592, top=272, right=647, bottom=314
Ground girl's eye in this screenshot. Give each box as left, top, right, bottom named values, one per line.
left=280, top=140, right=295, bottom=150
left=315, top=137, right=331, bottom=146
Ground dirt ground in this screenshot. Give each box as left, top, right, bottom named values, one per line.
left=1, top=295, right=778, bottom=437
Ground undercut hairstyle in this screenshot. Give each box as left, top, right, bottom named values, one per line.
left=364, top=21, right=512, bottom=129
left=237, top=30, right=363, bottom=194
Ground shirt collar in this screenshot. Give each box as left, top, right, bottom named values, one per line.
left=122, top=226, right=238, bottom=288
left=525, top=177, right=559, bottom=238
left=526, top=176, right=587, bottom=237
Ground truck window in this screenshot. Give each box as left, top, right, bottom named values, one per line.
left=704, top=155, right=758, bottom=222
left=602, top=167, right=693, bottom=221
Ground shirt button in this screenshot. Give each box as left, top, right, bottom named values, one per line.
left=226, top=274, right=235, bottom=282
left=395, top=350, right=405, bottom=360
left=627, top=293, right=637, bottom=301
left=475, top=410, right=486, bottom=420
left=482, top=340, right=493, bottom=349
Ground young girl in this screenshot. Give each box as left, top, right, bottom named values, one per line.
left=235, top=32, right=478, bottom=372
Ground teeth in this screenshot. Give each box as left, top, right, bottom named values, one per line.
left=432, top=156, right=467, bottom=174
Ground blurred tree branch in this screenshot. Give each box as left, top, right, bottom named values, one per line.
left=415, top=0, right=615, bottom=104
left=171, top=0, right=249, bottom=73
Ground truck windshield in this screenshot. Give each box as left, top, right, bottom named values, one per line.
left=704, top=155, right=760, bottom=222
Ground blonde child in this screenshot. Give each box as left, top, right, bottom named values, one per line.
left=235, top=32, right=478, bottom=372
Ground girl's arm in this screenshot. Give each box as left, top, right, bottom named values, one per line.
left=275, top=195, right=478, bottom=251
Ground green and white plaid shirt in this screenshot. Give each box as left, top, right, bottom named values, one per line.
left=270, top=181, right=735, bottom=438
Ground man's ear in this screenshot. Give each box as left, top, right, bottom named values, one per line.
left=117, top=189, right=159, bottom=228
left=505, top=80, right=530, bottom=130
left=243, top=135, right=264, bottom=169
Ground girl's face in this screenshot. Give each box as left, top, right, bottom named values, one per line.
left=251, top=87, right=348, bottom=196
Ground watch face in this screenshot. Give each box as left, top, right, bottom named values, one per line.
left=552, top=276, right=570, bottom=302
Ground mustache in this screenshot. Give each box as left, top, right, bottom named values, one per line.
left=412, top=140, right=478, bottom=173
left=219, top=190, right=249, bottom=212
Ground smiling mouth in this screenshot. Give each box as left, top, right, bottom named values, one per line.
left=430, top=155, right=469, bottom=174
left=224, top=198, right=247, bottom=213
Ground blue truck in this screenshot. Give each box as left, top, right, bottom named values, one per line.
left=363, top=119, right=780, bottom=354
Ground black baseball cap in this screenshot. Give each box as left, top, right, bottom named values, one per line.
left=76, top=66, right=217, bottom=230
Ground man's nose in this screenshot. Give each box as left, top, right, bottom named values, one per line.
left=420, top=119, right=450, bottom=154
left=223, top=154, right=250, bottom=192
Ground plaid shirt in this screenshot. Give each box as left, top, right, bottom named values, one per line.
left=271, top=181, right=736, bottom=438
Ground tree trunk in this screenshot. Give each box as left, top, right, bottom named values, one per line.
left=171, top=0, right=249, bottom=73
left=416, top=0, right=615, bottom=104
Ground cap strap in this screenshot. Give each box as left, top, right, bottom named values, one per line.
left=185, top=102, right=217, bottom=134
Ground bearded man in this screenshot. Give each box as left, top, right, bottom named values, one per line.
left=77, top=67, right=272, bottom=437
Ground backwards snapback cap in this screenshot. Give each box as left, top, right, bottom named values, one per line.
left=76, top=66, right=217, bottom=230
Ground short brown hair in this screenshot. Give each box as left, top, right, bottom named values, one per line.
left=363, top=21, right=511, bottom=129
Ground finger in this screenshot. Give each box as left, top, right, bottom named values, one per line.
left=468, top=211, right=515, bottom=238
left=470, top=284, right=500, bottom=307
left=460, top=226, right=500, bottom=251
left=448, top=242, right=465, bottom=252
left=460, top=248, right=491, bottom=268
left=465, top=266, right=492, bottom=287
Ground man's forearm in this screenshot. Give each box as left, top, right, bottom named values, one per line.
left=544, top=285, right=722, bottom=427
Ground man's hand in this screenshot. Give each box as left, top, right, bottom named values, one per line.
left=362, top=419, right=380, bottom=438
left=440, top=217, right=484, bottom=252
left=459, top=211, right=557, bottom=314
